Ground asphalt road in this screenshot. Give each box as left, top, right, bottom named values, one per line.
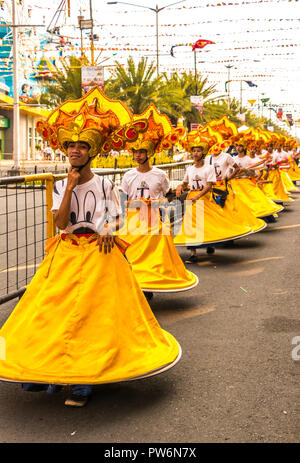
left=0, top=189, right=299, bottom=443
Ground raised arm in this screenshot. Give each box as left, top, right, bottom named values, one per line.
left=53, top=167, right=80, bottom=230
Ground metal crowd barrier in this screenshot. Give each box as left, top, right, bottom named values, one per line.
left=0, top=161, right=191, bottom=304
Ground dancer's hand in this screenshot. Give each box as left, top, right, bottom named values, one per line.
left=176, top=185, right=183, bottom=198
left=191, top=194, right=201, bottom=203
left=97, top=225, right=115, bottom=254
left=66, top=166, right=80, bottom=191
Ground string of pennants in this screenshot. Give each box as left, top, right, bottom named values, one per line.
left=24, top=0, right=299, bottom=11
left=94, top=18, right=300, bottom=28
left=12, top=36, right=298, bottom=49
left=110, top=27, right=300, bottom=39
left=1, top=40, right=299, bottom=59
left=1, top=48, right=298, bottom=70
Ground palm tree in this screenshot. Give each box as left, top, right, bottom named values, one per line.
left=39, top=57, right=84, bottom=108
left=162, top=71, right=224, bottom=127
left=104, top=56, right=190, bottom=122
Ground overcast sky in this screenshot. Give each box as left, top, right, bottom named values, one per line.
left=4, top=0, right=300, bottom=136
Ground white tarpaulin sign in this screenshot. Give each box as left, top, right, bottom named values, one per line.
left=81, top=66, right=104, bottom=94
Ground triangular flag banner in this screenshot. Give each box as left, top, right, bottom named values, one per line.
left=244, top=81, right=258, bottom=87
left=192, top=39, right=215, bottom=51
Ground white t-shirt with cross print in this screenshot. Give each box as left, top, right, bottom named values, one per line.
left=205, top=152, right=236, bottom=181
left=121, top=167, right=170, bottom=199
left=183, top=164, right=216, bottom=190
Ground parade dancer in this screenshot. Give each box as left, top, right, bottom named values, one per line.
left=0, top=88, right=181, bottom=407
left=173, top=137, right=254, bottom=258
left=119, top=105, right=198, bottom=294
left=258, top=145, right=292, bottom=203
left=225, top=144, right=284, bottom=218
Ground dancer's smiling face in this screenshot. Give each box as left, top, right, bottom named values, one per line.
left=67, top=141, right=90, bottom=167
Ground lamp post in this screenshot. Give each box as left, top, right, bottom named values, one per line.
left=12, top=0, right=20, bottom=170
left=194, top=49, right=197, bottom=95
left=107, top=1, right=186, bottom=76
left=78, top=14, right=84, bottom=58
left=240, top=80, right=243, bottom=112
left=225, top=64, right=233, bottom=110
left=89, top=0, right=95, bottom=65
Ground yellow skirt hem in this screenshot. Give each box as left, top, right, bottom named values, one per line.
left=140, top=273, right=199, bottom=292
left=174, top=228, right=254, bottom=246
left=0, top=332, right=181, bottom=385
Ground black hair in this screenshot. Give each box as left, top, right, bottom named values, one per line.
left=64, top=140, right=91, bottom=150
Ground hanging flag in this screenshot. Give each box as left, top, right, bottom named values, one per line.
left=170, top=45, right=178, bottom=57
left=170, top=44, right=186, bottom=57
left=277, top=108, right=283, bottom=119
left=192, top=39, right=215, bottom=51
left=248, top=99, right=256, bottom=106
left=244, top=81, right=258, bottom=87
left=261, top=97, right=270, bottom=106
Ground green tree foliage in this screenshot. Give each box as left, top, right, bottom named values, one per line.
left=39, top=55, right=290, bottom=138
left=104, top=56, right=191, bottom=123
left=162, top=71, right=222, bottom=126
left=39, top=57, right=83, bottom=108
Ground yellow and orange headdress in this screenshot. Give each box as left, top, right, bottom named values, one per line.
left=182, top=131, right=209, bottom=155
left=208, top=140, right=231, bottom=155
left=206, top=116, right=238, bottom=139
left=36, top=86, right=148, bottom=158
left=127, top=104, right=186, bottom=157
left=181, top=126, right=223, bottom=155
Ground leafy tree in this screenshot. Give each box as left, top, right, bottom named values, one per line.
left=104, top=57, right=190, bottom=122
left=162, top=71, right=223, bottom=127
left=39, top=57, right=84, bottom=108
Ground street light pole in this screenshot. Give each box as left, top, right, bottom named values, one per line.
left=225, top=65, right=233, bottom=110
left=155, top=5, right=159, bottom=75
left=12, top=0, right=20, bottom=170
left=107, top=1, right=186, bottom=76
left=194, top=50, right=197, bottom=95
left=240, top=80, right=243, bottom=112
left=89, top=0, right=95, bottom=65
left=78, top=15, right=84, bottom=58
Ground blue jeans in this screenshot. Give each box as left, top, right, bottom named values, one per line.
left=22, top=383, right=93, bottom=397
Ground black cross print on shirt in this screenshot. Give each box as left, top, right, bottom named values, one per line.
left=214, top=165, right=222, bottom=179
left=192, top=176, right=204, bottom=190
left=137, top=182, right=150, bottom=198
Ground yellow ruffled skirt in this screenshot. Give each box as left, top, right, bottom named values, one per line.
left=173, top=190, right=253, bottom=246
left=280, top=170, right=298, bottom=192
left=224, top=182, right=266, bottom=233
left=118, top=200, right=198, bottom=292
left=229, top=177, right=284, bottom=216
left=0, top=235, right=181, bottom=385
left=287, top=161, right=300, bottom=182
left=258, top=169, right=293, bottom=203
